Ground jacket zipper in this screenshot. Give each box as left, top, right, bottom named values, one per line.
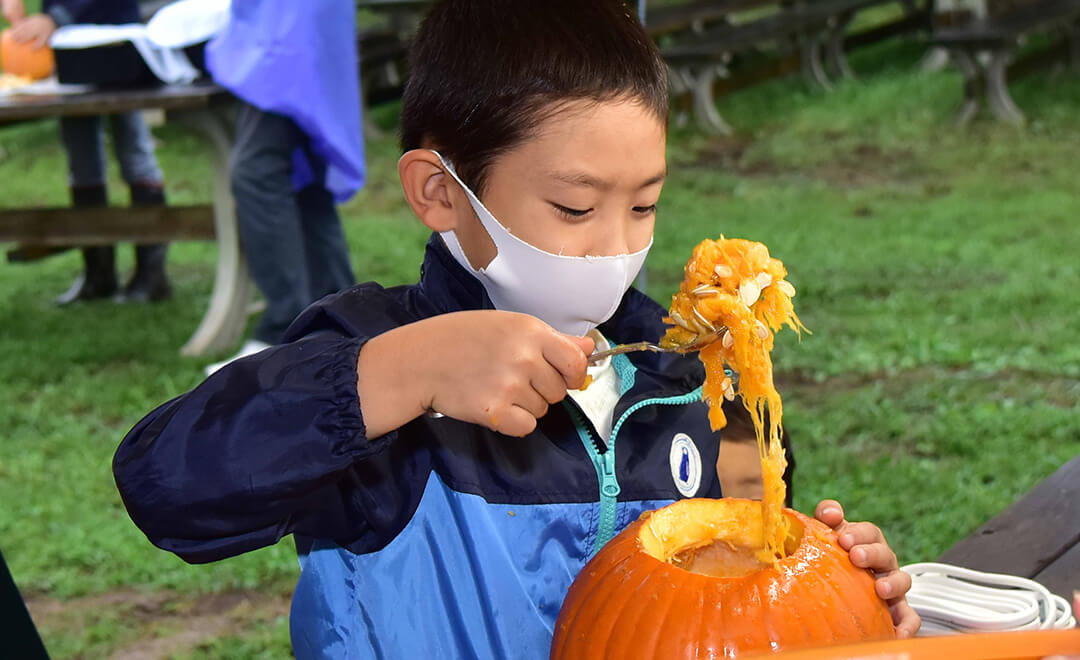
left=565, top=383, right=704, bottom=557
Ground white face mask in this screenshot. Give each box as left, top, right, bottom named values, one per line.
left=433, top=151, right=652, bottom=337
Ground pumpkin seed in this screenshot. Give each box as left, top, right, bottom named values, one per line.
left=692, top=306, right=716, bottom=332
left=755, top=272, right=773, bottom=289
left=670, top=310, right=692, bottom=331
left=692, top=284, right=719, bottom=297
left=714, top=264, right=733, bottom=279
left=721, top=329, right=734, bottom=349
left=739, top=278, right=761, bottom=307
left=755, top=320, right=769, bottom=339
left=777, top=280, right=796, bottom=297
left=721, top=377, right=735, bottom=401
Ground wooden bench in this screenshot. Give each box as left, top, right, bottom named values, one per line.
left=356, top=1, right=429, bottom=135
left=937, top=453, right=1080, bottom=598
left=0, top=83, right=254, bottom=358
left=659, top=0, right=928, bottom=133
left=933, top=0, right=1080, bottom=124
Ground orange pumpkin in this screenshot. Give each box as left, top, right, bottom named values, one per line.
left=0, top=29, right=55, bottom=80
left=551, top=498, right=896, bottom=659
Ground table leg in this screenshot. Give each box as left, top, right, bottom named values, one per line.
left=985, top=49, right=1025, bottom=125
left=174, top=106, right=255, bottom=357
left=690, top=62, right=735, bottom=135
left=1068, top=24, right=1080, bottom=75
left=801, top=34, right=833, bottom=91
left=951, top=49, right=983, bottom=126
left=826, top=14, right=857, bottom=81
left=667, top=64, right=694, bottom=130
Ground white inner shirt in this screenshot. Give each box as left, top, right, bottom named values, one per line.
left=566, top=329, right=622, bottom=443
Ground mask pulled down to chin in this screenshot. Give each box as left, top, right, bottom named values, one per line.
left=432, top=151, right=652, bottom=337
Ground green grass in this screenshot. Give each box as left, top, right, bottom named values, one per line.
left=2, top=35, right=1078, bottom=658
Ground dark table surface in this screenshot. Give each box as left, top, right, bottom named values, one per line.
left=937, top=453, right=1080, bottom=598
left=0, top=81, right=225, bottom=126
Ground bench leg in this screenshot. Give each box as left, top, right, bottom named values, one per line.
left=1069, top=25, right=1080, bottom=75
left=668, top=65, right=693, bottom=130
left=951, top=49, right=983, bottom=126
left=689, top=63, right=735, bottom=135
left=801, top=36, right=833, bottom=91
left=826, top=14, right=857, bottom=81
left=174, top=107, right=256, bottom=358
left=985, top=50, right=1025, bottom=125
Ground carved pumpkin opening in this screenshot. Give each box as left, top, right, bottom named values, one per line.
left=637, top=498, right=803, bottom=575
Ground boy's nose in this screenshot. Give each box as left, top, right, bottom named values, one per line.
left=587, top=215, right=648, bottom=257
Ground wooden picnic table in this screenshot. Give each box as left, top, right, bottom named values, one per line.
left=0, top=82, right=254, bottom=358
left=937, top=453, right=1080, bottom=598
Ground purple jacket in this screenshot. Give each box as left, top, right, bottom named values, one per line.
left=206, top=0, right=366, bottom=201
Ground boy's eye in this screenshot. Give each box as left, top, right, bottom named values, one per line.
left=633, top=204, right=658, bottom=215
left=553, top=204, right=592, bottom=218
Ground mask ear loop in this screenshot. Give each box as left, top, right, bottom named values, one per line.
left=430, top=150, right=516, bottom=254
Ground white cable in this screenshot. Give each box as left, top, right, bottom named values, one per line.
left=901, top=562, right=1077, bottom=636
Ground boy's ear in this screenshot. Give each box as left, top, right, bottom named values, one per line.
left=398, top=150, right=459, bottom=232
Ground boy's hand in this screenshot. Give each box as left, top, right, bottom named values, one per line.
left=815, top=500, right=921, bottom=639
left=421, top=311, right=593, bottom=436
left=10, top=13, right=55, bottom=48
left=2, top=0, right=26, bottom=25
left=357, top=311, right=594, bottom=439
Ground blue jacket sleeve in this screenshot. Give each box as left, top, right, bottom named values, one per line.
left=113, top=331, right=395, bottom=564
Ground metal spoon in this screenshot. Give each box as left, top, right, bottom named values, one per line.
left=587, top=328, right=724, bottom=364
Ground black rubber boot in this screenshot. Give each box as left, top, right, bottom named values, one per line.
left=56, top=186, right=118, bottom=305
left=120, top=183, right=172, bottom=303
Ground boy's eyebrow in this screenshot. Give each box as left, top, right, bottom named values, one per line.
left=547, top=169, right=668, bottom=190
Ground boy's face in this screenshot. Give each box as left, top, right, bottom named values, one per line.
left=455, top=99, right=666, bottom=267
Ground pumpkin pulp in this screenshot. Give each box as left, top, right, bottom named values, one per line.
left=638, top=497, right=803, bottom=578
left=661, top=237, right=806, bottom=564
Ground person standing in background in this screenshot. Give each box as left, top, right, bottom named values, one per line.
left=202, top=0, right=365, bottom=375
left=2, top=0, right=173, bottom=304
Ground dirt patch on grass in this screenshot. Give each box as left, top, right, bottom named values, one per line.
left=26, top=587, right=292, bottom=660
left=687, top=135, right=933, bottom=190
left=777, top=366, right=1080, bottom=408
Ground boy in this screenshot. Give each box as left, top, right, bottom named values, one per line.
left=2, top=0, right=172, bottom=303
left=113, top=2, right=919, bottom=657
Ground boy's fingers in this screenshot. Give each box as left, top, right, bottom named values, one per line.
left=875, top=569, right=911, bottom=600
left=838, top=521, right=886, bottom=548
left=532, top=367, right=569, bottom=405
left=848, top=542, right=898, bottom=571
left=494, top=405, right=537, bottom=437
left=814, top=499, right=845, bottom=526
left=543, top=335, right=591, bottom=389
left=890, top=601, right=921, bottom=638
left=566, top=335, right=595, bottom=356
left=514, top=387, right=549, bottom=421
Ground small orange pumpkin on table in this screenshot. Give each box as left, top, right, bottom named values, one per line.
left=1, top=28, right=55, bottom=81
left=551, top=237, right=896, bottom=659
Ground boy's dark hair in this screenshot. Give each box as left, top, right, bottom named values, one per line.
left=401, top=0, right=669, bottom=196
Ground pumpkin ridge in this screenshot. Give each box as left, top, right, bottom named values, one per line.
left=798, top=549, right=887, bottom=647
left=607, top=560, right=690, bottom=658
left=553, top=542, right=641, bottom=658
left=584, top=558, right=669, bottom=658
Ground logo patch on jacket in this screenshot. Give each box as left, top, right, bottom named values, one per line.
left=669, top=433, right=701, bottom=497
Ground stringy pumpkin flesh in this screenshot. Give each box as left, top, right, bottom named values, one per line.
left=661, top=237, right=806, bottom=564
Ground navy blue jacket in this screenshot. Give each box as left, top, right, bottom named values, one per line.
left=114, top=235, right=752, bottom=658
left=43, top=0, right=140, bottom=27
